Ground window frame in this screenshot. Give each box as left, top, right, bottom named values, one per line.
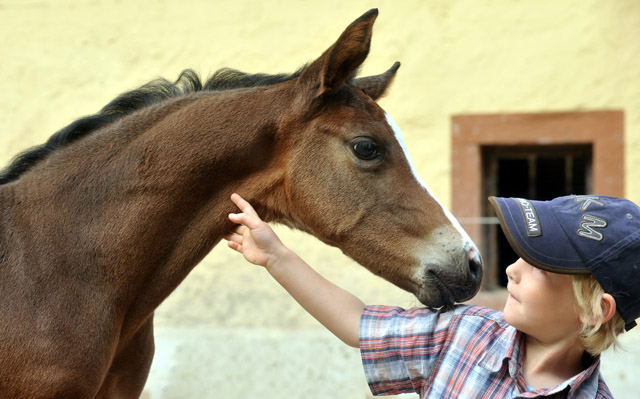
left=451, top=111, right=624, bottom=287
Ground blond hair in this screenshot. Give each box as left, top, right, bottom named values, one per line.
left=571, top=274, right=626, bottom=355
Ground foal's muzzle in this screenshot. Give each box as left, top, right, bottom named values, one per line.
left=419, top=246, right=483, bottom=310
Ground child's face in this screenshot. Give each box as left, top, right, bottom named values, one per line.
left=503, top=258, right=582, bottom=343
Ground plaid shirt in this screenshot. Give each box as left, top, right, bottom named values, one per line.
left=359, top=305, right=613, bottom=399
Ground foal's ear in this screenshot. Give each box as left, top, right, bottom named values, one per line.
left=299, top=9, right=378, bottom=98
left=353, top=61, right=401, bottom=100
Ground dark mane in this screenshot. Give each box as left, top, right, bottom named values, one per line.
left=0, top=66, right=305, bottom=185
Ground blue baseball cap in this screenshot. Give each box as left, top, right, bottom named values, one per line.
left=489, top=195, right=640, bottom=331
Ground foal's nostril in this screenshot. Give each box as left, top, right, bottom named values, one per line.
left=469, top=256, right=483, bottom=282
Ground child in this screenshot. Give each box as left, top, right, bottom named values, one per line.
left=225, top=193, right=639, bottom=398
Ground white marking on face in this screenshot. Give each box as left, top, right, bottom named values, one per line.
left=384, top=113, right=480, bottom=256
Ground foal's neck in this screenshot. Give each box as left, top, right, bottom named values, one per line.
left=110, top=86, right=290, bottom=333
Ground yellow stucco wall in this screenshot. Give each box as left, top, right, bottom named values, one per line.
left=1, top=1, right=639, bottom=398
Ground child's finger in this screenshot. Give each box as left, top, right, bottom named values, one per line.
left=227, top=240, right=241, bottom=252
left=230, top=225, right=246, bottom=236
left=229, top=211, right=262, bottom=230
left=230, top=193, right=259, bottom=218
left=223, top=231, right=242, bottom=244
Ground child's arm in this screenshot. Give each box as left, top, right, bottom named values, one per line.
left=225, top=193, right=364, bottom=348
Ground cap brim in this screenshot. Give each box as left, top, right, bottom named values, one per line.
left=489, top=196, right=590, bottom=274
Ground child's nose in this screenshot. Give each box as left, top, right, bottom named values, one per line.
left=505, top=262, right=518, bottom=283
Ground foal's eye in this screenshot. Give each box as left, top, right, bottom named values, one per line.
left=351, top=138, right=383, bottom=161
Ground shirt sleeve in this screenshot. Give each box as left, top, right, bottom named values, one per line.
left=359, top=305, right=454, bottom=396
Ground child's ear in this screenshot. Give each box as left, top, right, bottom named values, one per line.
left=600, top=294, right=617, bottom=324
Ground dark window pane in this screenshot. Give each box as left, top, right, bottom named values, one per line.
left=573, top=157, right=587, bottom=194
left=483, top=145, right=592, bottom=287
left=497, top=159, right=529, bottom=198
left=536, top=157, right=565, bottom=200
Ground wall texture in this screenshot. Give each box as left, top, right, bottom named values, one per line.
left=1, top=0, right=638, bottom=398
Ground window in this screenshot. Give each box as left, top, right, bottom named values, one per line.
left=451, top=111, right=623, bottom=289
left=482, top=145, right=592, bottom=287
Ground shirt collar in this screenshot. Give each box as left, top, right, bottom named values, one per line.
left=477, top=323, right=520, bottom=373
left=516, top=359, right=602, bottom=399
left=478, top=325, right=604, bottom=398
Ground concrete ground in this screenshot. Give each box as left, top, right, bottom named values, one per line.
left=142, top=320, right=640, bottom=398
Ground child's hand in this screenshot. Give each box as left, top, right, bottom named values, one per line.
left=225, top=193, right=286, bottom=269
left=226, top=194, right=364, bottom=348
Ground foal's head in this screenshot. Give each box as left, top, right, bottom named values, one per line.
left=266, top=9, right=483, bottom=308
